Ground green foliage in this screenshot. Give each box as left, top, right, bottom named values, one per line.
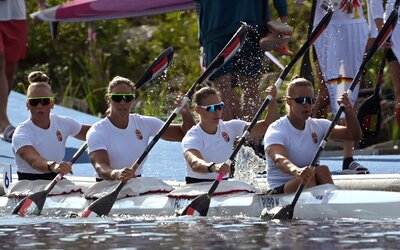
left=16, top=1, right=393, bottom=123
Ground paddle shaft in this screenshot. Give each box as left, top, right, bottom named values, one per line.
left=131, top=24, right=248, bottom=172
left=300, top=0, right=317, bottom=85
left=43, top=143, right=88, bottom=192
left=288, top=9, right=399, bottom=211
left=207, top=9, right=334, bottom=197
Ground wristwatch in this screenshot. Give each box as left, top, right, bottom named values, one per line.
left=207, top=162, right=216, bottom=173
left=47, top=161, right=56, bottom=172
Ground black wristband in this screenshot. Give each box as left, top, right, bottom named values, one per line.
left=207, top=162, right=216, bottom=173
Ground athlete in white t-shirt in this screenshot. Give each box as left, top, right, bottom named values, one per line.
left=87, top=76, right=195, bottom=182
left=312, top=0, right=371, bottom=173
left=0, top=0, right=48, bottom=143
left=12, top=71, right=89, bottom=180
left=264, top=77, right=362, bottom=194
left=182, top=86, right=278, bottom=184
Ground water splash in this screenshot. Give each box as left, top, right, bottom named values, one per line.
left=234, top=146, right=265, bottom=186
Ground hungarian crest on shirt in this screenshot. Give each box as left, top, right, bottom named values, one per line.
left=56, top=130, right=63, bottom=141
left=135, top=129, right=143, bottom=140
left=311, top=132, right=318, bottom=144
left=221, top=131, right=230, bottom=142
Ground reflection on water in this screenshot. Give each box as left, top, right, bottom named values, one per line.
left=0, top=215, right=400, bottom=249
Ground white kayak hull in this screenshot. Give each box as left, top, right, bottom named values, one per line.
left=2, top=184, right=400, bottom=219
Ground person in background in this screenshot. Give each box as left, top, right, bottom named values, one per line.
left=384, top=0, right=400, bottom=126
left=194, top=0, right=289, bottom=121
left=264, top=77, right=362, bottom=194
left=312, top=0, right=370, bottom=174
left=87, top=76, right=195, bottom=182
left=0, top=0, right=48, bottom=142
left=182, top=86, right=278, bottom=184
left=12, top=71, right=90, bottom=180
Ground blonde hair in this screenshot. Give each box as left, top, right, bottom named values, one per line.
left=286, top=76, right=313, bottom=96
left=26, top=71, right=53, bottom=96
left=107, top=76, right=135, bottom=94
left=193, top=86, right=219, bottom=105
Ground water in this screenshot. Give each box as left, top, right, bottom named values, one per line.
left=1, top=215, right=400, bottom=249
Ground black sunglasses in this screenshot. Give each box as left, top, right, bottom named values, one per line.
left=108, top=94, right=135, bottom=103
left=27, top=97, right=54, bottom=107
left=289, top=96, right=316, bottom=105
left=198, top=102, right=225, bottom=112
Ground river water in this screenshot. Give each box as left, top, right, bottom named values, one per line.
left=1, top=215, right=400, bottom=249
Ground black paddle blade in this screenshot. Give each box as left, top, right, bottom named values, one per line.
left=81, top=188, right=120, bottom=218
left=49, top=21, right=59, bottom=40
left=271, top=204, right=295, bottom=220
left=12, top=190, right=48, bottom=216
left=357, top=95, right=381, bottom=137
left=135, top=47, right=174, bottom=89
left=178, top=194, right=210, bottom=216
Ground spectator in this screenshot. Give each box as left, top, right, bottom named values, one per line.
left=0, top=0, right=47, bottom=142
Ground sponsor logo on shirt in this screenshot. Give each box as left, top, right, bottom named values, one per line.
left=135, top=129, right=143, bottom=140
left=311, top=132, right=318, bottom=143
left=56, top=131, right=62, bottom=141
left=222, top=131, right=230, bottom=142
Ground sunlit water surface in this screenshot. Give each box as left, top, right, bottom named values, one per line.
left=0, top=215, right=400, bottom=249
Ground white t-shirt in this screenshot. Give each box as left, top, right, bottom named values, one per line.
left=367, top=0, right=384, bottom=38
left=86, top=114, right=164, bottom=177
left=182, top=119, right=247, bottom=180
left=385, top=0, right=400, bottom=61
left=12, top=114, right=82, bottom=174
left=263, top=116, right=331, bottom=189
left=0, top=0, right=26, bottom=21
left=315, top=0, right=366, bottom=24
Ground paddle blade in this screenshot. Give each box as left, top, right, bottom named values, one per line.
left=135, top=47, right=174, bottom=89
left=357, top=94, right=381, bottom=137
left=271, top=204, right=295, bottom=220
left=81, top=186, right=121, bottom=218
left=178, top=194, right=210, bottom=216
left=49, top=21, right=59, bottom=40
left=12, top=190, right=48, bottom=216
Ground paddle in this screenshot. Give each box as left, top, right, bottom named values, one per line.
left=12, top=143, right=88, bottom=216
left=270, top=9, right=399, bottom=220
left=357, top=0, right=400, bottom=138
left=357, top=52, right=386, bottom=138
left=11, top=47, right=174, bottom=216
left=80, top=24, right=249, bottom=218
left=178, top=9, right=334, bottom=217
left=299, top=0, right=317, bottom=86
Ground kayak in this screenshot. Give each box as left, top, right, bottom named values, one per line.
left=2, top=176, right=400, bottom=219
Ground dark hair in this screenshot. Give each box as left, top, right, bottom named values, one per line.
left=26, top=71, right=52, bottom=96
left=193, top=87, right=219, bottom=105
left=286, top=76, right=313, bottom=96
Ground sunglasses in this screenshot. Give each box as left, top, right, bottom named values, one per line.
left=27, top=97, right=55, bottom=107
left=108, top=94, right=135, bottom=103
left=198, top=102, right=225, bottom=112
left=289, top=96, right=316, bottom=105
